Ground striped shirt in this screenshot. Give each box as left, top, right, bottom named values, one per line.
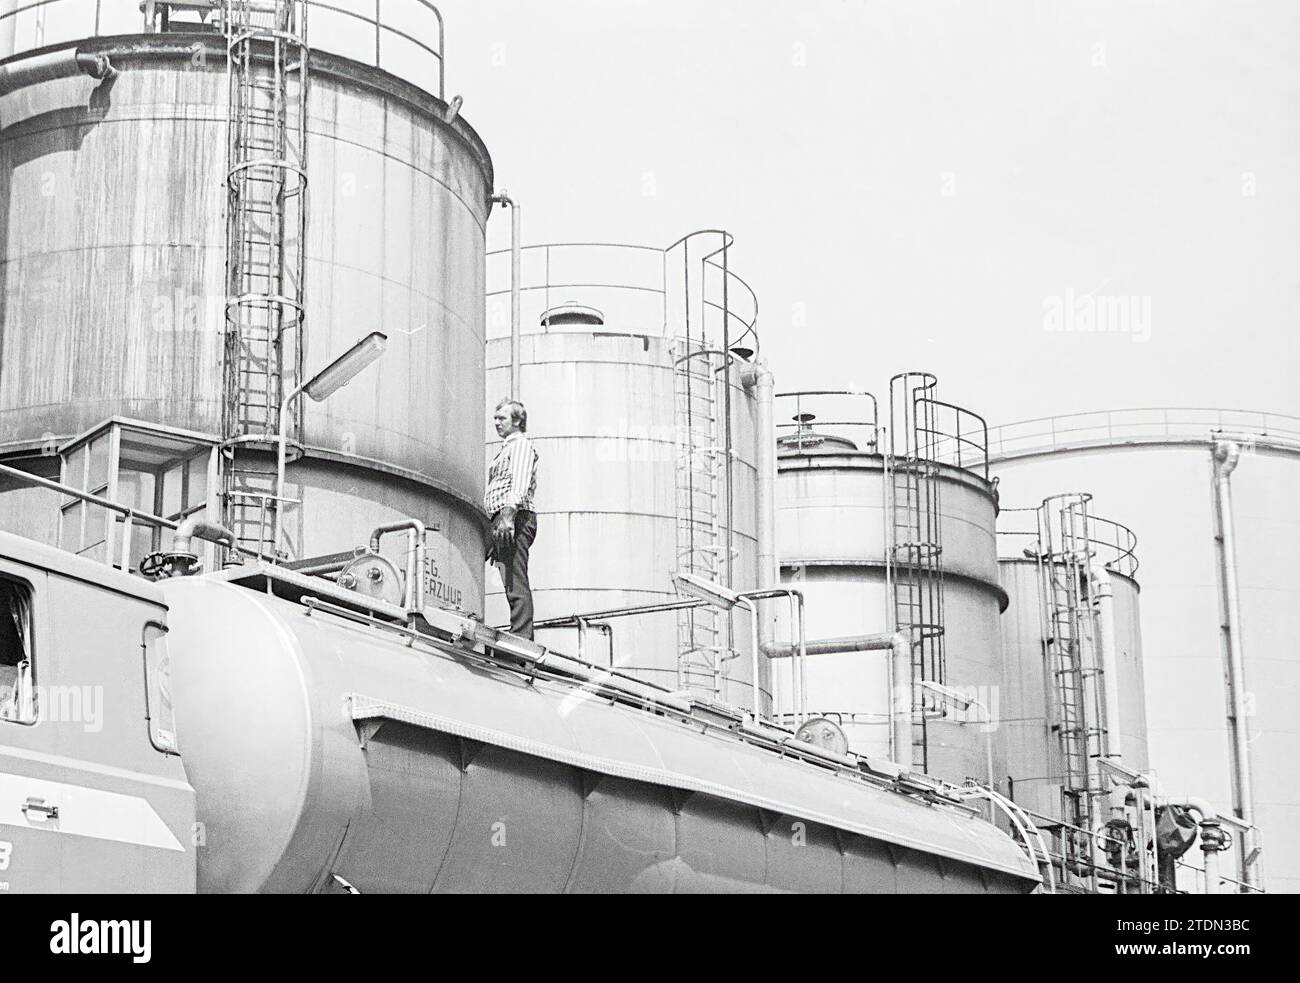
left=484, top=431, right=539, bottom=515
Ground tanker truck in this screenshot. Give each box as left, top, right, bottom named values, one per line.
left=0, top=519, right=1041, bottom=894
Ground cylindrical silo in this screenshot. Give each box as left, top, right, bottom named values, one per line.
left=996, top=499, right=1149, bottom=824
left=0, top=5, right=493, bottom=614
left=484, top=238, right=764, bottom=710
left=986, top=408, right=1300, bottom=893
left=772, top=389, right=1008, bottom=788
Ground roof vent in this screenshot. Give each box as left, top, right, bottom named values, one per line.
left=540, top=301, right=605, bottom=328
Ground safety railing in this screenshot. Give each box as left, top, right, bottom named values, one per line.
left=915, top=397, right=990, bottom=480
left=986, top=407, right=1300, bottom=464
left=0, top=0, right=446, bottom=99
left=998, top=504, right=1140, bottom=578
left=486, top=231, right=760, bottom=358
left=774, top=390, right=879, bottom=455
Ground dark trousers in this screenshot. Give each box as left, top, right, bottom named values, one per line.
left=492, top=509, right=537, bottom=640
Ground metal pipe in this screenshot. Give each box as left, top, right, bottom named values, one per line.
left=0, top=46, right=116, bottom=96
left=0, top=0, right=17, bottom=60
left=740, top=596, right=760, bottom=716
left=370, top=520, right=427, bottom=611
left=736, top=586, right=804, bottom=723
left=761, top=630, right=911, bottom=769
left=173, top=516, right=238, bottom=555
left=1211, top=440, right=1261, bottom=891
left=275, top=380, right=308, bottom=559
left=534, top=597, right=704, bottom=626
left=1090, top=563, right=1124, bottom=814
left=741, top=362, right=778, bottom=654
left=0, top=462, right=175, bottom=529
left=489, top=193, right=521, bottom=398
left=891, top=631, right=912, bottom=771
left=762, top=632, right=900, bottom=659
left=1158, top=795, right=1228, bottom=895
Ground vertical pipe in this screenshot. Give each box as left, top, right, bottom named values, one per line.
left=0, top=0, right=17, bottom=60
left=1090, top=563, right=1124, bottom=818
left=1203, top=838, right=1221, bottom=895
left=488, top=194, right=521, bottom=398
left=1212, top=440, right=1260, bottom=891
left=742, top=362, right=777, bottom=642
left=510, top=200, right=521, bottom=397
left=891, top=632, right=913, bottom=770
left=743, top=598, right=760, bottom=717
left=790, top=590, right=800, bottom=722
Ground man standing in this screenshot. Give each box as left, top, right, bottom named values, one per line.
left=485, top=399, right=539, bottom=639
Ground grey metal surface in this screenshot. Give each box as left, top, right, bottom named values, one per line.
left=158, top=573, right=1038, bottom=893
left=485, top=331, right=763, bottom=708
left=0, top=531, right=196, bottom=893
left=0, top=35, right=493, bottom=609
left=775, top=451, right=1007, bottom=785
left=991, top=441, right=1300, bottom=893
left=997, top=559, right=1148, bottom=820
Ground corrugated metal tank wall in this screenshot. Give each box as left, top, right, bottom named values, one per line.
left=0, top=33, right=493, bottom=613
left=997, top=558, right=1148, bottom=819
left=485, top=331, right=763, bottom=709
left=991, top=445, right=1300, bottom=893
left=774, top=449, right=1007, bottom=786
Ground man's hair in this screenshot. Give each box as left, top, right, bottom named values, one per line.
left=496, top=398, right=527, bottom=432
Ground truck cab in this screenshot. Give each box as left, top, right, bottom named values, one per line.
left=0, top=531, right=195, bottom=893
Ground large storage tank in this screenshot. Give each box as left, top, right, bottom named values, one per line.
left=996, top=498, right=1149, bottom=822
left=152, top=562, right=1039, bottom=894
left=986, top=409, right=1300, bottom=893
left=0, top=2, right=492, bottom=613
left=483, top=237, right=764, bottom=709
left=772, top=387, right=1008, bottom=787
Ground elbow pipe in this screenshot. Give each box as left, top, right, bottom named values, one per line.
left=762, top=631, right=912, bottom=771
left=1159, top=795, right=1218, bottom=824
left=0, top=47, right=116, bottom=96
left=370, top=520, right=427, bottom=612
left=173, top=517, right=237, bottom=555
left=1160, top=795, right=1230, bottom=894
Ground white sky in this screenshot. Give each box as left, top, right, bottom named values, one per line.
left=441, top=0, right=1299, bottom=425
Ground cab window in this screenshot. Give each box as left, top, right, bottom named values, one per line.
left=0, top=577, right=35, bottom=724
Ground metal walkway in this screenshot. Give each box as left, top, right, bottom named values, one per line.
left=986, top=408, right=1300, bottom=466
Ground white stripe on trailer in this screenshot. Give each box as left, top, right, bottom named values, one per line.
left=0, top=774, right=185, bottom=852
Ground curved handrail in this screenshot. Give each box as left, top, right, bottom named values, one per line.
left=774, top=390, right=880, bottom=453
left=917, top=397, right=990, bottom=481
left=997, top=505, right=1140, bottom=578
left=987, top=407, right=1300, bottom=465
left=0, top=0, right=446, bottom=99
left=486, top=231, right=761, bottom=357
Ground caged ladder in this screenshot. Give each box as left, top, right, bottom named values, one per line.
left=673, top=341, right=736, bottom=698
left=1036, top=494, right=1109, bottom=889
left=220, top=0, right=309, bottom=561
left=887, top=373, right=948, bottom=773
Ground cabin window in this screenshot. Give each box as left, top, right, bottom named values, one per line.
left=0, top=577, right=36, bottom=725
left=57, top=421, right=217, bottom=573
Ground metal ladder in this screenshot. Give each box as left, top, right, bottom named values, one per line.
left=1037, top=494, right=1107, bottom=888
left=220, top=0, right=309, bottom=561
left=887, top=373, right=947, bottom=772
left=673, top=342, right=734, bottom=698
